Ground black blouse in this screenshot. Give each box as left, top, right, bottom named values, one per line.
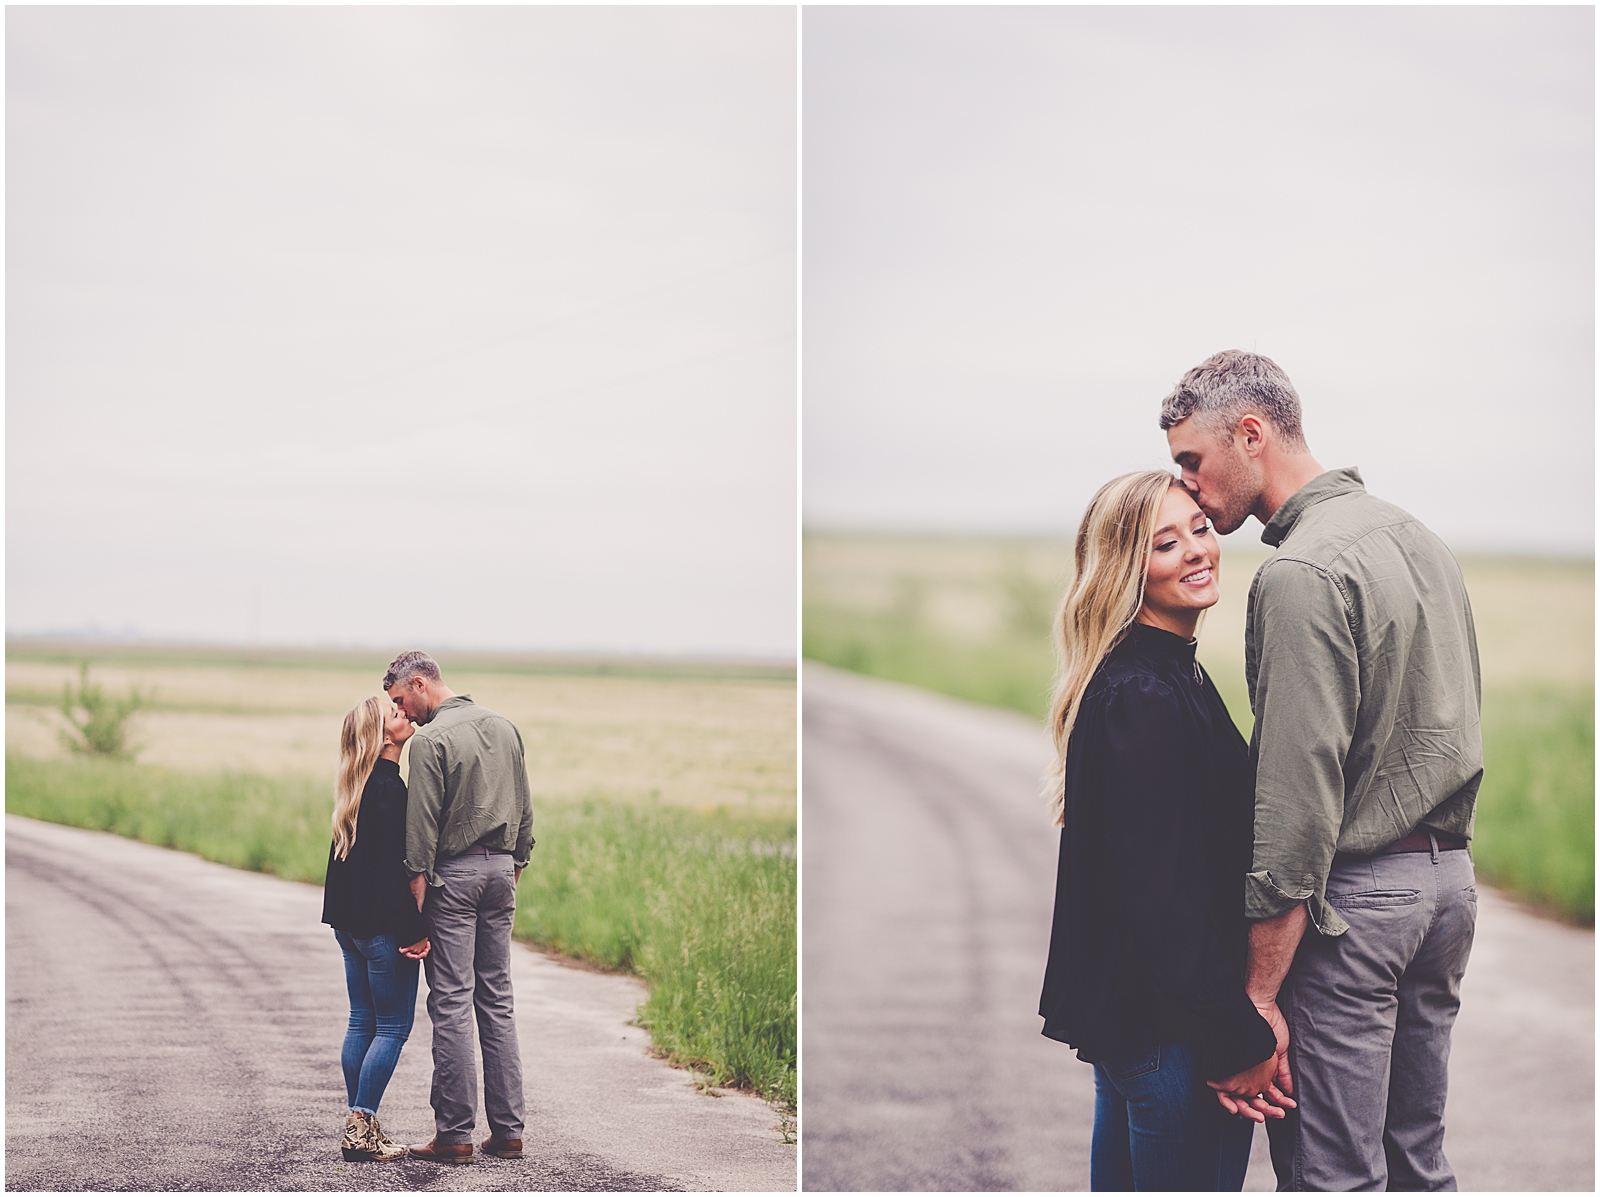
left=1038, top=621, right=1276, bottom=1081
left=321, top=758, right=429, bottom=945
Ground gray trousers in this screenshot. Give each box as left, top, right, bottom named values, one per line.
left=423, top=852, right=526, bottom=1144
left=1267, top=840, right=1476, bottom=1191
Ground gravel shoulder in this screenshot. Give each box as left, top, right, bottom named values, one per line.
left=800, top=662, right=1594, bottom=1192
left=6, top=813, right=796, bottom=1192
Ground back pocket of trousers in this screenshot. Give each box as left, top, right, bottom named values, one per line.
left=1327, top=888, right=1422, bottom=910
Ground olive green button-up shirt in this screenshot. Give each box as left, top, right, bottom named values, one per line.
left=1245, top=468, right=1482, bottom=937
left=403, top=695, right=535, bottom=888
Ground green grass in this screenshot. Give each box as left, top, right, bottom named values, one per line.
left=514, top=799, right=796, bottom=1109
left=4, top=754, right=797, bottom=1110
left=804, top=601, right=1595, bottom=925
left=1472, top=684, right=1594, bottom=922
left=4, top=753, right=334, bottom=882
left=804, top=603, right=1055, bottom=717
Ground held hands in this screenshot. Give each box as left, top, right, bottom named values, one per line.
left=402, top=875, right=430, bottom=957
left=1206, top=1001, right=1296, bottom=1123
left=1257, top=999, right=1295, bottom=1098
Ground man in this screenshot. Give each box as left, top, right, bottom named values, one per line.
left=384, top=650, right=536, bottom=1164
left=1160, top=351, right=1482, bottom=1191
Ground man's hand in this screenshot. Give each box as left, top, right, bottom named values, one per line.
left=1207, top=1053, right=1295, bottom=1123
left=399, top=936, right=430, bottom=960
left=514, top=866, right=523, bottom=884
left=1255, top=999, right=1294, bottom=1098
left=1238, top=902, right=1309, bottom=1102
left=409, top=873, right=427, bottom=912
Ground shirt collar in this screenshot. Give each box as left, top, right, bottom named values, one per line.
left=1260, top=467, right=1365, bottom=548
left=419, top=694, right=474, bottom=726
left=1122, top=620, right=1198, bottom=667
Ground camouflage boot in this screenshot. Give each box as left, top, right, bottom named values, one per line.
left=340, top=1111, right=366, bottom=1160
left=368, top=1116, right=407, bottom=1162
left=342, top=1110, right=406, bottom=1162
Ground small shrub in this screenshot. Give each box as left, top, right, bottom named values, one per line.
left=58, top=662, right=148, bottom=758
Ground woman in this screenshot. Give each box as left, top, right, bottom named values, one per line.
left=321, top=696, right=430, bottom=1163
left=1037, top=470, right=1291, bottom=1191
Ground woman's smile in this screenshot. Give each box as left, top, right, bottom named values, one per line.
left=1138, top=486, right=1221, bottom=638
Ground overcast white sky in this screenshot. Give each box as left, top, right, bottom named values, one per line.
left=8, top=7, right=796, bottom=656
left=804, top=7, right=1594, bottom=555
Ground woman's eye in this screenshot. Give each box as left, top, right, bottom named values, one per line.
left=1156, top=540, right=1177, bottom=552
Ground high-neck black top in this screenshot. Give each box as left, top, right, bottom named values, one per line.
left=321, top=758, right=429, bottom=945
left=1038, top=621, right=1276, bottom=1080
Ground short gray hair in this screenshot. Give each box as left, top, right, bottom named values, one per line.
left=383, top=650, right=441, bottom=691
left=1158, top=350, right=1306, bottom=448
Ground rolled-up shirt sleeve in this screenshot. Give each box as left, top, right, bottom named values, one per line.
left=404, top=735, right=446, bottom=887
left=1101, top=678, right=1276, bottom=1079
left=1247, top=560, right=1359, bottom=936
left=511, top=725, right=535, bottom=868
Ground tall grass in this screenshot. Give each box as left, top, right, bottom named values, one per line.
left=4, top=753, right=333, bottom=881
left=515, top=799, right=796, bottom=1107
left=4, top=754, right=798, bottom=1108
left=804, top=601, right=1595, bottom=925
left=1472, top=684, right=1594, bottom=922
left=804, top=603, right=1054, bottom=716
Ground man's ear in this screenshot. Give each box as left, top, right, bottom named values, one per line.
left=1237, top=414, right=1268, bottom=459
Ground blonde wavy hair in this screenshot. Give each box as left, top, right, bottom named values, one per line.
left=1045, top=470, right=1184, bottom=826
left=332, top=696, right=387, bottom=860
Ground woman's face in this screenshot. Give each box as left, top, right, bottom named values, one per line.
left=1140, top=486, right=1220, bottom=633
left=383, top=700, right=415, bottom=748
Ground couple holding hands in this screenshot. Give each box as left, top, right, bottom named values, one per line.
left=1039, top=351, right=1482, bottom=1191
left=311, top=351, right=1481, bottom=1192
left=319, top=651, right=535, bottom=1165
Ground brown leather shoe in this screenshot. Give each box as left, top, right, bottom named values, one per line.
left=481, top=1135, right=523, bottom=1159
left=408, top=1138, right=473, bottom=1163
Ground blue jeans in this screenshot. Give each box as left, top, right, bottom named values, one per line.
left=335, top=930, right=420, bottom=1115
left=1092, top=1040, right=1255, bottom=1191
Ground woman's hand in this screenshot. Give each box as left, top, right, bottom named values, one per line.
left=1206, top=1054, right=1296, bottom=1123
left=399, top=936, right=430, bottom=960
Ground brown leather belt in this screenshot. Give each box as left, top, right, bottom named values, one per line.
left=457, top=844, right=515, bottom=857
left=1336, top=828, right=1468, bottom=864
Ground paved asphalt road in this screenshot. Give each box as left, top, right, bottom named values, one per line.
left=801, top=663, right=1595, bottom=1192
left=6, top=814, right=795, bottom=1193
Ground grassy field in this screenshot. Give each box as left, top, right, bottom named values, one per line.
left=804, top=531, right=1595, bottom=923
left=7, top=643, right=794, bottom=811
left=5, top=641, right=797, bottom=1114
